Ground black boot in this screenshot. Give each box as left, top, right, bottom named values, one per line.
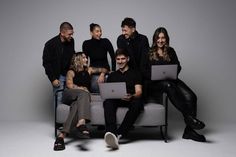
left=182, top=126, right=206, bottom=142
left=184, top=116, right=205, bottom=130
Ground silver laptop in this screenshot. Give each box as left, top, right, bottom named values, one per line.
left=151, top=64, right=178, bottom=81
left=98, top=82, right=127, bottom=99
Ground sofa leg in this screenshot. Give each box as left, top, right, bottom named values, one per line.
left=55, top=123, right=63, bottom=138
left=164, top=125, right=168, bottom=143
left=54, top=125, right=57, bottom=138
left=160, top=126, right=168, bottom=142
left=160, top=126, right=164, bottom=140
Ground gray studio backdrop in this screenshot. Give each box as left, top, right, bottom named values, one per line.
left=0, top=0, right=236, bottom=124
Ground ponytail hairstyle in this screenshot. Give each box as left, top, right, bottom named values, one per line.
left=90, top=23, right=100, bottom=32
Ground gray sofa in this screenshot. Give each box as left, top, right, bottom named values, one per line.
left=54, top=76, right=168, bottom=142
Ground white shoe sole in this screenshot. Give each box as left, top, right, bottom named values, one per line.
left=104, top=132, right=119, bottom=149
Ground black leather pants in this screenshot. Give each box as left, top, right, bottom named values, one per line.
left=148, top=79, right=197, bottom=118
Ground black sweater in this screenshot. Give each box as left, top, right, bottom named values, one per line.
left=82, top=38, right=116, bottom=71
left=117, top=31, right=149, bottom=79
left=147, top=47, right=182, bottom=80
left=42, top=35, right=75, bottom=82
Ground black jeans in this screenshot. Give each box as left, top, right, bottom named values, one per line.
left=148, top=79, right=197, bottom=118
left=103, top=98, right=143, bottom=136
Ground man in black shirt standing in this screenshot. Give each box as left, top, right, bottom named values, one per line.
left=42, top=22, right=75, bottom=104
left=104, top=49, right=143, bottom=149
left=117, top=17, right=149, bottom=80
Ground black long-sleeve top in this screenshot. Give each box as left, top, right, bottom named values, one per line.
left=82, top=38, right=116, bottom=71
left=42, top=35, right=75, bottom=82
left=147, top=47, right=182, bottom=80
left=117, top=31, right=149, bottom=79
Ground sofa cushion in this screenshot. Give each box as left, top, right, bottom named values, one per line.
left=91, top=94, right=103, bottom=102
left=115, top=103, right=165, bottom=126
left=57, top=101, right=165, bottom=126
left=135, top=103, right=165, bottom=126
left=56, top=104, right=70, bottom=124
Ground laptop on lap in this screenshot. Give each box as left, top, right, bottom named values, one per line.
left=98, top=82, right=127, bottom=99
left=151, top=64, right=178, bottom=81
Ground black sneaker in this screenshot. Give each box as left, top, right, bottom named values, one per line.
left=184, top=116, right=205, bottom=130
left=182, top=126, right=206, bottom=142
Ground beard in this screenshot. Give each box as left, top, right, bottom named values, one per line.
left=65, top=37, right=72, bottom=42
left=62, top=36, right=72, bottom=42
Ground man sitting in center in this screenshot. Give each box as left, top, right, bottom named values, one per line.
left=103, top=49, right=143, bottom=149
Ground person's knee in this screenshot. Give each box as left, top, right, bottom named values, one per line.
left=80, top=90, right=90, bottom=97
left=191, top=93, right=197, bottom=103
left=130, top=100, right=143, bottom=112
left=186, top=92, right=197, bottom=104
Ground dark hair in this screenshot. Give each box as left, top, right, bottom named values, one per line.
left=115, top=49, right=129, bottom=58
left=121, top=17, right=136, bottom=28
left=152, top=27, right=169, bottom=46
left=149, top=27, right=170, bottom=61
left=60, top=22, right=73, bottom=32
left=90, top=23, right=100, bottom=32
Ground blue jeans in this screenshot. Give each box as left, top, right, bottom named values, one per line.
left=53, top=75, right=66, bottom=108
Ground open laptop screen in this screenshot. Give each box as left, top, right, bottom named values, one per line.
left=98, top=82, right=127, bottom=99
left=151, top=64, right=178, bottom=81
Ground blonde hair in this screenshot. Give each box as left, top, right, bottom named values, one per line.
left=69, top=52, right=87, bottom=72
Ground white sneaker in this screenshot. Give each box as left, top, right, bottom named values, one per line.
left=104, top=132, right=119, bottom=149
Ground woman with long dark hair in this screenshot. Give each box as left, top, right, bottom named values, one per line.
left=148, top=27, right=206, bottom=142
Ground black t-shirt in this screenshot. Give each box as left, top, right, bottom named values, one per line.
left=107, top=68, right=142, bottom=94
left=73, top=70, right=91, bottom=91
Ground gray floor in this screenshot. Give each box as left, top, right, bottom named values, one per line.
left=0, top=120, right=235, bottom=157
